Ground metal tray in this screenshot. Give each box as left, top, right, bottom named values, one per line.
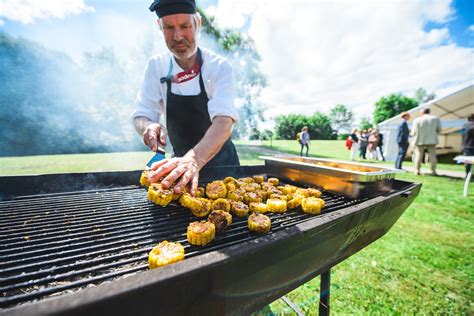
left=261, top=156, right=402, bottom=198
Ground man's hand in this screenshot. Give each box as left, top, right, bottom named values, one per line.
left=148, top=153, right=203, bottom=196
left=146, top=116, right=234, bottom=196
left=143, top=123, right=167, bottom=152
left=133, top=117, right=167, bottom=152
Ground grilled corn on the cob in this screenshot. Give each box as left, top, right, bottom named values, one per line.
left=287, top=195, right=303, bottom=209
left=140, top=170, right=152, bottom=187
left=206, top=181, right=227, bottom=199
left=244, top=192, right=263, bottom=204
left=266, top=198, right=287, bottom=213
left=252, top=175, right=265, bottom=183
left=211, top=198, right=231, bottom=212
left=230, top=201, right=249, bottom=217
left=249, top=202, right=268, bottom=213
left=267, top=178, right=279, bottom=186
left=195, top=187, right=205, bottom=198
left=187, top=221, right=216, bottom=246
left=148, top=241, right=184, bottom=269
left=248, top=213, right=271, bottom=233
left=301, top=197, right=324, bottom=214
left=147, top=183, right=173, bottom=207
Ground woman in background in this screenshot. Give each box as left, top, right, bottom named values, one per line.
left=367, top=129, right=379, bottom=160
left=349, top=128, right=359, bottom=161
left=358, top=130, right=368, bottom=160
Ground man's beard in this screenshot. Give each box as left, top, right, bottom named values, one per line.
left=171, top=41, right=197, bottom=60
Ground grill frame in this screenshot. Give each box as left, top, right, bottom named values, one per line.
left=0, top=166, right=421, bottom=315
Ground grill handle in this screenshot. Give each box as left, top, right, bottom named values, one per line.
left=401, top=191, right=412, bottom=198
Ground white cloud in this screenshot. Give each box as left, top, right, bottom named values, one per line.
left=208, top=0, right=473, bottom=122
left=469, top=25, right=474, bottom=32
left=424, top=28, right=450, bottom=46
left=0, top=0, right=94, bottom=24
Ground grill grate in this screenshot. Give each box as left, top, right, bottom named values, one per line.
left=0, top=181, right=368, bottom=309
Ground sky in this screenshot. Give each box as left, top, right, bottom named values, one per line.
left=1, top=0, right=473, bottom=125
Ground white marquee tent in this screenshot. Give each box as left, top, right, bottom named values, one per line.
left=378, top=85, right=474, bottom=162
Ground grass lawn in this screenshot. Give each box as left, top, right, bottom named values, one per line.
left=251, top=139, right=465, bottom=172
left=0, top=151, right=156, bottom=175
left=0, top=141, right=472, bottom=314
left=0, top=145, right=263, bottom=176
left=0, top=140, right=464, bottom=175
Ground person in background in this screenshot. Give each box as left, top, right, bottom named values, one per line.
left=395, top=111, right=410, bottom=169
left=131, top=0, right=240, bottom=195
left=376, top=129, right=385, bottom=161
left=349, top=128, right=359, bottom=161
left=367, top=128, right=379, bottom=161
left=299, top=126, right=310, bottom=157
left=411, top=108, right=441, bottom=176
left=461, top=113, right=474, bottom=176
left=358, top=129, right=368, bottom=159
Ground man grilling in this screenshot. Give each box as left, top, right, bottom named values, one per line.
left=131, top=0, right=240, bottom=196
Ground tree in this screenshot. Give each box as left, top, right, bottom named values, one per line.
left=308, top=112, right=335, bottom=140
left=414, top=88, right=436, bottom=105
left=373, top=93, right=418, bottom=124
left=274, top=114, right=308, bottom=140
left=359, top=117, right=373, bottom=131
left=262, top=129, right=273, bottom=140
left=329, top=104, right=354, bottom=133
left=249, top=127, right=260, bottom=140
left=274, top=112, right=334, bottom=140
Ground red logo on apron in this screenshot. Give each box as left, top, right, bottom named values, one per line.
left=172, top=63, right=200, bottom=84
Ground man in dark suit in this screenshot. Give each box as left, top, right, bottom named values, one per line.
left=461, top=113, right=474, bottom=176
left=395, top=112, right=410, bottom=169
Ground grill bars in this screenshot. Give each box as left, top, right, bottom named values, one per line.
left=1, top=182, right=367, bottom=309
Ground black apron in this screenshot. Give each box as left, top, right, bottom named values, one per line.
left=162, top=49, right=240, bottom=167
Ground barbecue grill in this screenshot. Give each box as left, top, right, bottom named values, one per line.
left=0, top=165, right=420, bottom=315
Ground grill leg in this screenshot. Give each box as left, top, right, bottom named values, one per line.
left=464, top=169, right=472, bottom=197
left=319, top=270, right=331, bottom=316
left=281, top=295, right=305, bottom=316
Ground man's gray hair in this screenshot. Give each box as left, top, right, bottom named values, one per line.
left=159, top=12, right=201, bottom=32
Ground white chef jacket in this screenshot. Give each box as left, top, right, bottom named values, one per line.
left=131, top=47, right=238, bottom=125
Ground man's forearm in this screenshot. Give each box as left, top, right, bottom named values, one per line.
left=133, top=116, right=155, bottom=135
left=185, top=116, right=234, bottom=169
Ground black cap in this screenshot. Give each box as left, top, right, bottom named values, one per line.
left=149, top=0, right=196, bottom=18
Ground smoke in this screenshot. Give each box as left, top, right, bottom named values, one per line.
left=0, top=27, right=166, bottom=156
